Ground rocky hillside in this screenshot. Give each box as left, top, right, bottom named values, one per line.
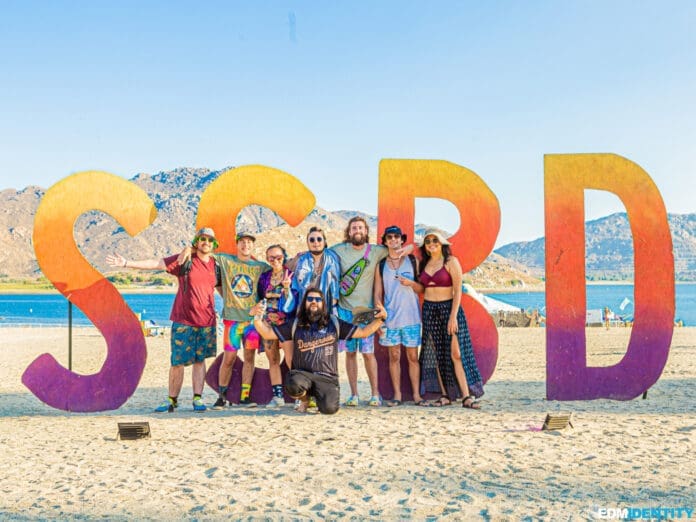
left=2, top=167, right=541, bottom=289
left=495, top=212, right=696, bottom=281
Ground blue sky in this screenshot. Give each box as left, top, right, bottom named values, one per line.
left=1, top=1, right=694, bottom=245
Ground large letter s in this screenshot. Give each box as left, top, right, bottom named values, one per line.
left=24, top=171, right=156, bottom=411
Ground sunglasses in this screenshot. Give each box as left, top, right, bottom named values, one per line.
left=197, top=237, right=215, bottom=243
left=424, top=237, right=440, bottom=245
left=385, top=234, right=401, bottom=240
left=267, top=255, right=283, bottom=262
left=306, top=296, right=323, bottom=303
left=308, top=237, right=324, bottom=243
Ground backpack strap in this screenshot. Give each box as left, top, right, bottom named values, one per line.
left=180, top=258, right=193, bottom=294
left=408, top=254, right=418, bottom=281
left=379, top=254, right=418, bottom=282
left=214, top=259, right=221, bottom=287
left=378, top=257, right=386, bottom=279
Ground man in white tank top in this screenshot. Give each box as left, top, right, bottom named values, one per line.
left=374, top=225, right=425, bottom=406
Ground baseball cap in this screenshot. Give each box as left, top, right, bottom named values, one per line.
left=381, top=225, right=407, bottom=245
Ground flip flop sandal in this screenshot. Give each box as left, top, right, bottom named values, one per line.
left=431, top=396, right=452, bottom=407
left=462, top=395, right=481, bottom=409
left=386, top=399, right=402, bottom=407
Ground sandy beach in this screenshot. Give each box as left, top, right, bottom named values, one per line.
left=0, top=326, right=693, bottom=520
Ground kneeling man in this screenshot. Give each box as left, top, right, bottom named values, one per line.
left=253, top=287, right=386, bottom=414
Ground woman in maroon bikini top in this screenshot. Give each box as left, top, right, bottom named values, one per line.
left=417, top=229, right=483, bottom=409
left=419, top=265, right=452, bottom=287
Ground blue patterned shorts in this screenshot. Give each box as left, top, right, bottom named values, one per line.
left=170, top=322, right=217, bottom=366
left=337, top=307, right=375, bottom=354
left=379, top=323, right=421, bottom=348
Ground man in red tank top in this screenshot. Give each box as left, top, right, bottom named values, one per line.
left=106, top=227, right=221, bottom=413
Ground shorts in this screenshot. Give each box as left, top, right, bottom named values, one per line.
left=170, top=322, right=217, bottom=366
left=286, top=370, right=340, bottom=415
left=337, top=307, right=375, bottom=354
left=223, top=319, right=261, bottom=352
left=380, top=323, right=421, bottom=348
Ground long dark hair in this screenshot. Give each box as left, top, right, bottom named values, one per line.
left=296, top=287, right=329, bottom=329
left=419, top=243, right=452, bottom=274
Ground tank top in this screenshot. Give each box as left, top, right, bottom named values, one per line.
left=382, top=260, right=421, bottom=329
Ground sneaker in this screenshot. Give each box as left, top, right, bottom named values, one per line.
left=193, top=397, right=207, bottom=412
left=154, top=399, right=176, bottom=413
left=368, top=396, right=382, bottom=407
left=268, top=396, right=285, bottom=408
left=239, top=397, right=257, bottom=408
left=345, top=395, right=359, bottom=407
left=211, top=397, right=227, bottom=410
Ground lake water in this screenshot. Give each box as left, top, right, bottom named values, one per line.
left=487, top=283, right=695, bottom=326
left=0, top=284, right=693, bottom=326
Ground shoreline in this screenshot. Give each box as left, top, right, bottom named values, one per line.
left=0, top=286, right=177, bottom=295
left=5, top=281, right=695, bottom=296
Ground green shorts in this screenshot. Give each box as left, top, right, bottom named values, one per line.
left=170, top=322, right=217, bottom=366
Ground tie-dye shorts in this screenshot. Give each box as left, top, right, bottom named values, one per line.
left=223, top=319, right=261, bottom=352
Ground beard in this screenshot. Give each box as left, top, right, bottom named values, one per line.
left=350, top=233, right=366, bottom=246
left=308, top=309, right=324, bottom=323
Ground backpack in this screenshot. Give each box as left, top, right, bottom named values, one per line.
left=180, top=257, right=221, bottom=293
left=378, top=254, right=418, bottom=283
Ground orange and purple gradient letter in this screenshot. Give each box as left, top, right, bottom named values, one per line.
left=24, top=172, right=156, bottom=411
left=378, top=160, right=501, bottom=385
left=545, top=154, right=674, bottom=400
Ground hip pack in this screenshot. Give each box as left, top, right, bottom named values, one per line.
left=339, top=245, right=371, bottom=297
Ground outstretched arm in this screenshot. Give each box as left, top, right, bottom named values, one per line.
left=352, top=303, right=388, bottom=339
left=106, top=253, right=165, bottom=271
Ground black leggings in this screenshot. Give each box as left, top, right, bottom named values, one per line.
left=286, top=370, right=340, bottom=414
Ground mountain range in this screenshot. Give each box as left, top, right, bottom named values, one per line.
left=495, top=212, right=696, bottom=281
left=2, top=167, right=694, bottom=285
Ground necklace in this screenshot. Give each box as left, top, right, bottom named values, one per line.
left=387, top=256, right=401, bottom=269
left=270, top=271, right=284, bottom=285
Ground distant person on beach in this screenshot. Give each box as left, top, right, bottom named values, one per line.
left=252, top=287, right=387, bottom=414
left=181, top=231, right=270, bottom=408
left=106, top=227, right=221, bottom=413
left=373, top=225, right=424, bottom=407
left=330, top=217, right=395, bottom=407
left=287, top=226, right=341, bottom=312
left=418, top=229, right=483, bottom=408
left=256, top=244, right=297, bottom=407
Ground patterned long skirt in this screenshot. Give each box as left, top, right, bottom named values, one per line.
left=420, top=300, right=484, bottom=399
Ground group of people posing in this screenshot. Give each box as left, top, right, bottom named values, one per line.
left=106, top=217, right=484, bottom=415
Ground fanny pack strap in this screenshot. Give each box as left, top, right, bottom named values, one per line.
left=339, top=244, right=371, bottom=297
